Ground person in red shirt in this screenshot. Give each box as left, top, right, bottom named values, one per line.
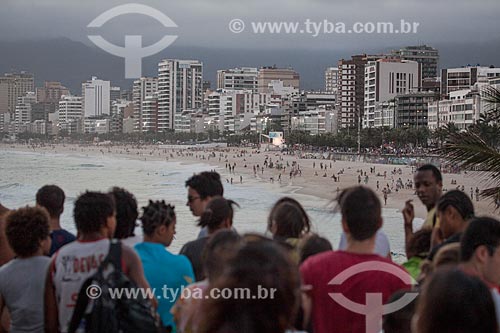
left=300, top=186, right=413, bottom=333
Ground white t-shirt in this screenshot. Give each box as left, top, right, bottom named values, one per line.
left=338, top=229, right=391, bottom=257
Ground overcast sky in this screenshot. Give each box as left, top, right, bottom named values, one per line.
left=2, top=0, right=499, bottom=50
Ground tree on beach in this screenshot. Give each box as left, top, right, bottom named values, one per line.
left=435, top=85, right=500, bottom=206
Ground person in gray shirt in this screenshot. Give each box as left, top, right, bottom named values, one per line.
left=0, top=206, right=52, bottom=333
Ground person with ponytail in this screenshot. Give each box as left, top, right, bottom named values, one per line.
left=180, top=196, right=239, bottom=281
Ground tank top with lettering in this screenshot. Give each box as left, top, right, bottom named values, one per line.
left=51, top=238, right=110, bottom=333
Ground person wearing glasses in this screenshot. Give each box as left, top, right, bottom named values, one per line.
left=185, top=172, right=223, bottom=238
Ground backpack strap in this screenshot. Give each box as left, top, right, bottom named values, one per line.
left=67, top=239, right=122, bottom=333
left=68, top=277, right=92, bottom=333
left=108, top=239, right=123, bottom=273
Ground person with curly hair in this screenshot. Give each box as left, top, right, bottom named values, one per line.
left=135, top=200, right=195, bottom=332
left=45, top=191, right=152, bottom=333
left=0, top=206, right=52, bottom=333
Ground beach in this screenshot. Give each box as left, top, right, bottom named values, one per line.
left=2, top=142, right=497, bottom=218
left=1, top=142, right=498, bottom=259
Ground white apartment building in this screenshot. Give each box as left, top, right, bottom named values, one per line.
left=82, top=77, right=110, bottom=117
left=428, top=89, right=481, bottom=130
left=217, top=67, right=258, bottom=93
left=206, top=89, right=270, bottom=133
left=441, top=66, right=500, bottom=96
left=132, top=77, right=158, bottom=132
left=83, top=118, right=110, bottom=134
left=14, top=92, right=36, bottom=131
left=373, top=100, right=396, bottom=128
left=325, top=67, right=339, bottom=93
left=364, top=59, right=420, bottom=128
left=58, top=95, right=82, bottom=122
left=158, top=59, right=203, bottom=132
left=141, top=93, right=159, bottom=133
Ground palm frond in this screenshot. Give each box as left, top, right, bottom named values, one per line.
left=433, top=130, right=500, bottom=202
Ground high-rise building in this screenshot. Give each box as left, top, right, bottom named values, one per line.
left=217, top=67, right=258, bottom=93
left=110, top=86, right=121, bottom=103
left=364, top=59, right=421, bottom=128
left=58, top=95, right=82, bottom=122
left=325, top=67, right=339, bottom=93
left=395, top=91, right=439, bottom=128
left=158, top=59, right=203, bottom=132
left=257, top=66, right=300, bottom=93
left=392, top=45, right=439, bottom=79
left=36, top=81, right=69, bottom=104
left=337, top=55, right=368, bottom=129
left=0, top=72, right=35, bottom=117
left=441, top=66, right=500, bottom=97
left=81, top=77, right=110, bottom=117
left=141, top=93, right=159, bottom=133
left=14, top=92, right=37, bottom=132
left=132, top=77, right=158, bottom=132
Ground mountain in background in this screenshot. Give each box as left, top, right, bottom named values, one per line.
left=0, top=37, right=499, bottom=94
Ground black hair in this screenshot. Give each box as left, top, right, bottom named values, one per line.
left=198, top=196, right=239, bottom=232
left=74, top=191, right=115, bottom=234
left=461, top=217, right=500, bottom=262
left=5, top=206, right=50, bottom=257
left=340, top=186, right=382, bottom=241
left=268, top=197, right=311, bottom=240
left=36, top=185, right=65, bottom=218
left=185, top=171, right=223, bottom=199
left=416, top=269, right=497, bottom=333
left=140, top=200, right=176, bottom=236
left=416, top=164, right=442, bottom=183
left=109, top=187, right=138, bottom=239
left=437, top=190, right=475, bottom=220
left=299, top=234, right=333, bottom=264
left=383, top=290, right=418, bottom=333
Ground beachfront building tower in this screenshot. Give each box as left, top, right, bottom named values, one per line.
left=217, top=67, right=258, bottom=93
left=81, top=77, right=110, bottom=117
left=157, top=59, right=203, bottom=132
left=132, top=77, right=158, bottom=132
left=363, top=59, right=421, bottom=128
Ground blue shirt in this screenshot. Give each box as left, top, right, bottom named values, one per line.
left=134, top=242, right=194, bottom=329
left=49, top=229, right=76, bottom=256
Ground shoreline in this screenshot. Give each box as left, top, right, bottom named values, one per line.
left=1, top=142, right=498, bottom=221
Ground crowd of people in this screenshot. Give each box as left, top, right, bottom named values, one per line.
left=0, top=165, right=499, bottom=333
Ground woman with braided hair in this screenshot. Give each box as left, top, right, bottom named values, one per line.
left=134, top=200, right=195, bottom=333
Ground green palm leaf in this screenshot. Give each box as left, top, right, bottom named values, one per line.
left=434, top=130, right=500, bottom=204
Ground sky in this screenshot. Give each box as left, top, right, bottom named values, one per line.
left=2, top=0, right=500, bottom=50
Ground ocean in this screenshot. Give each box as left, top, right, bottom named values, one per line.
left=0, top=149, right=414, bottom=258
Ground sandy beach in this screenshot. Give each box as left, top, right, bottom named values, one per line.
left=1, top=142, right=498, bottom=222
